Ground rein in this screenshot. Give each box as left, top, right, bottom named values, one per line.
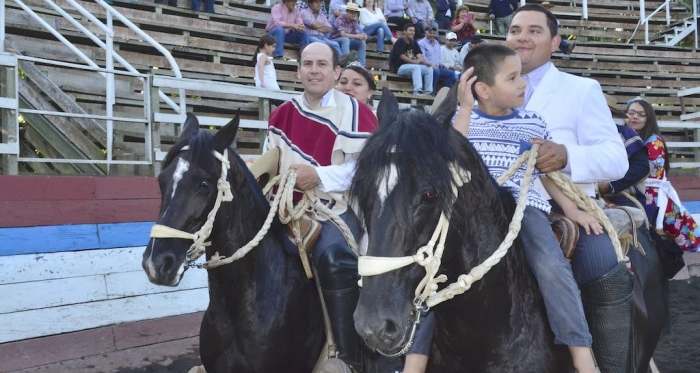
left=149, top=147, right=357, bottom=271
left=358, top=145, right=626, bottom=356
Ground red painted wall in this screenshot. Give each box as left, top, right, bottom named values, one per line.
left=0, top=176, right=160, bottom=228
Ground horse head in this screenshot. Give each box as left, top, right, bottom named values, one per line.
left=351, top=87, right=484, bottom=353
left=142, top=112, right=240, bottom=286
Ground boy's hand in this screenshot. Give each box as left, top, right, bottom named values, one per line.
left=458, top=67, right=477, bottom=109
left=565, top=209, right=604, bottom=235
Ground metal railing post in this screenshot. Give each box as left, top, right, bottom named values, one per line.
left=106, top=10, right=114, bottom=174
left=1, top=0, right=5, bottom=53
left=641, top=0, right=649, bottom=44
left=0, top=55, right=19, bottom=174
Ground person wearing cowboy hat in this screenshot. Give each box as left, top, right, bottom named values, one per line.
left=330, top=2, right=368, bottom=67
left=301, top=0, right=357, bottom=65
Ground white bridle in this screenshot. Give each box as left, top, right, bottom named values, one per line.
left=149, top=146, right=233, bottom=268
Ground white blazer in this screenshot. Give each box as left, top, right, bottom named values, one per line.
left=526, top=63, right=629, bottom=197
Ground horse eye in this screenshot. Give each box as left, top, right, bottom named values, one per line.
left=423, top=192, right=437, bottom=201
left=200, top=180, right=212, bottom=189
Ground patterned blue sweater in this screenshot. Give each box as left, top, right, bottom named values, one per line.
left=467, top=108, right=552, bottom=213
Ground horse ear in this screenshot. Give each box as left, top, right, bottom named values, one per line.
left=181, top=113, right=200, bottom=140
left=376, top=87, right=399, bottom=126
left=213, top=110, right=240, bottom=152
left=431, top=83, right=460, bottom=130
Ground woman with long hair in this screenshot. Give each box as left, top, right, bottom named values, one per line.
left=626, top=97, right=699, bottom=252
left=359, top=0, right=397, bottom=54
left=337, top=63, right=376, bottom=107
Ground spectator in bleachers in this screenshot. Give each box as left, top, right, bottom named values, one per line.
left=384, top=0, right=412, bottom=31
left=266, top=0, right=310, bottom=59
left=389, top=23, right=433, bottom=95
left=488, top=0, right=518, bottom=35
left=360, top=0, right=398, bottom=54
left=435, top=0, right=456, bottom=31
left=418, top=24, right=456, bottom=94
left=301, top=0, right=344, bottom=57
left=330, top=3, right=368, bottom=66
left=338, top=62, right=376, bottom=106
left=407, top=0, right=435, bottom=39
left=451, top=5, right=476, bottom=46
left=191, top=0, right=214, bottom=13
left=329, top=0, right=350, bottom=24
left=440, top=32, right=462, bottom=78
left=297, top=0, right=327, bottom=17
left=459, top=34, right=483, bottom=67
left=253, top=35, right=281, bottom=91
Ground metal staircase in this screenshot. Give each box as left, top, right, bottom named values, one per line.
left=664, top=17, right=697, bottom=45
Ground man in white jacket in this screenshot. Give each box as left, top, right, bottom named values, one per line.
left=506, top=5, right=633, bottom=373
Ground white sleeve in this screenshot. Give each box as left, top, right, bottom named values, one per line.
left=316, top=161, right=357, bottom=193
left=564, top=81, right=628, bottom=183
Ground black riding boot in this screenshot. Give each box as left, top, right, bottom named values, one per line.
left=580, top=262, right=635, bottom=373
left=316, top=243, right=364, bottom=373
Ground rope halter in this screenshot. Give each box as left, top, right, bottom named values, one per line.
left=356, top=163, right=471, bottom=356
left=149, top=146, right=233, bottom=268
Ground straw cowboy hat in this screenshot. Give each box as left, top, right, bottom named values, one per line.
left=344, top=2, right=361, bottom=12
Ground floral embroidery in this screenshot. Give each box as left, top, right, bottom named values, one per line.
left=645, top=134, right=699, bottom=252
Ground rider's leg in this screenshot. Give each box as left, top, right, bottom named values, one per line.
left=313, top=211, right=364, bottom=372
left=572, top=226, right=634, bottom=373
left=520, top=207, right=594, bottom=347
left=569, top=346, right=596, bottom=373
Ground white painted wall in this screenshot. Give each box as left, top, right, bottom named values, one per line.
left=0, top=247, right=208, bottom=344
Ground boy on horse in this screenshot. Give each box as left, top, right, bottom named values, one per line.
left=452, top=43, right=599, bottom=373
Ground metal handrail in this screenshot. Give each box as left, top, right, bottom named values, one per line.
left=1, top=0, right=189, bottom=173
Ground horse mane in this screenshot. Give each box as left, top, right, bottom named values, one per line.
left=350, top=108, right=504, bottom=232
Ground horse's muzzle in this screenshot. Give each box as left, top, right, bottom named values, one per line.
left=142, top=239, right=187, bottom=286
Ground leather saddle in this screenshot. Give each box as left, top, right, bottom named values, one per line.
left=548, top=212, right=579, bottom=261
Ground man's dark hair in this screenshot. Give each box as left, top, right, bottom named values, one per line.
left=511, top=4, right=559, bottom=38
left=403, top=23, right=415, bottom=32
left=299, top=41, right=340, bottom=68
left=462, top=44, right=517, bottom=101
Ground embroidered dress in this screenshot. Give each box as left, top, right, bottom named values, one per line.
left=644, top=134, right=700, bottom=252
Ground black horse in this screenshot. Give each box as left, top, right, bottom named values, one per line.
left=142, top=113, right=324, bottom=373
left=351, top=89, right=668, bottom=372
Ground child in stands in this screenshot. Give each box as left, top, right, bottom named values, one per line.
left=253, top=35, right=281, bottom=91
left=453, top=43, right=599, bottom=373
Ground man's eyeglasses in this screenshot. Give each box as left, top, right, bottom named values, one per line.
left=626, top=110, right=647, bottom=118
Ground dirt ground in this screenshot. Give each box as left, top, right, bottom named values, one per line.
left=108, top=278, right=700, bottom=373
left=651, top=276, right=700, bottom=373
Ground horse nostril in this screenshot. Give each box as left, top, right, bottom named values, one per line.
left=379, top=318, right=401, bottom=344
left=157, top=252, right=178, bottom=276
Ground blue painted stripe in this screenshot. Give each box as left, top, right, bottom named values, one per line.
left=0, top=222, right=153, bottom=256
left=685, top=200, right=700, bottom=214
